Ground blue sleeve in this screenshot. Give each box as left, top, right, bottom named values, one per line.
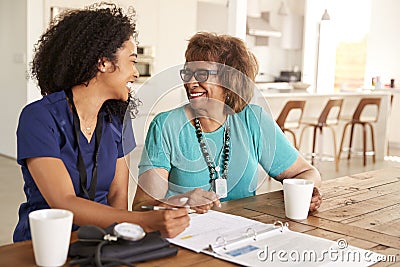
left=138, top=116, right=171, bottom=176
left=17, top=104, right=61, bottom=166
left=121, top=114, right=136, bottom=157
left=257, top=106, right=299, bottom=177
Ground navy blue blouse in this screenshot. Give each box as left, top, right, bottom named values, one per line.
left=13, top=91, right=135, bottom=242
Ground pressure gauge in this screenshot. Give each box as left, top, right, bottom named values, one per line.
left=113, top=222, right=145, bottom=241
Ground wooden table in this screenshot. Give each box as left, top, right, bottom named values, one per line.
left=1, top=167, right=400, bottom=266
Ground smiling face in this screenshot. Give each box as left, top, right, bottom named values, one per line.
left=183, top=61, right=226, bottom=115
left=101, top=36, right=139, bottom=101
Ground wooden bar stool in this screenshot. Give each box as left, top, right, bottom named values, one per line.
left=276, top=100, right=306, bottom=149
left=299, top=98, right=344, bottom=170
left=338, top=97, right=381, bottom=166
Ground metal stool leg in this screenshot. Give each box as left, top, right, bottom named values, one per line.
left=311, top=126, right=318, bottom=165
left=298, top=125, right=310, bottom=151
left=285, top=129, right=298, bottom=149
left=368, top=122, right=377, bottom=163
left=362, top=124, right=367, bottom=166
left=348, top=124, right=355, bottom=160
left=327, top=126, right=339, bottom=171
left=338, top=122, right=350, bottom=163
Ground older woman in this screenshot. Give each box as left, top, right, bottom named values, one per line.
left=133, top=32, right=322, bottom=213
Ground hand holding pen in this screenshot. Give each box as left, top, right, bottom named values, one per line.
left=140, top=205, right=178, bottom=211
left=162, top=189, right=221, bottom=214
left=138, top=205, right=190, bottom=238
left=141, top=197, right=194, bottom=212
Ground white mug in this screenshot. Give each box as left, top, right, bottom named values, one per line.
left=283, top=179, right=314, bottom=220
left=29, top=209, right=73, bottom=266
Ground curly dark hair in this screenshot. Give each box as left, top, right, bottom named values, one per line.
left=31, top=2, right=140, bottom=120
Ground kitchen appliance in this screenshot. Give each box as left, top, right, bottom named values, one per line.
left=136, top=46, right=155, bottom=82
left=246, top=0, right=281, bottom=38
left=274, top=71, right=301, bottom=82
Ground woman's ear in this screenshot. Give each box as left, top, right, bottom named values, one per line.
left=97, top=57, right=111, bottom=73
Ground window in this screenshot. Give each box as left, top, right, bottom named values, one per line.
left=332, top=0, right=372, bottom=91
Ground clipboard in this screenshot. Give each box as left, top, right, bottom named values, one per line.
left=168, top=210, right=384, bottom=266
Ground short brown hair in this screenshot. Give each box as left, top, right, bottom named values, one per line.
left=185, top=32, right=258, bottom=113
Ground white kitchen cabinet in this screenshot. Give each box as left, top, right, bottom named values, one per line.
left=132, top=0, right=198, bottom=74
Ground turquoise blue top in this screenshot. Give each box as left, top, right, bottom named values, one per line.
left=139, top=104, right=298, bottom=201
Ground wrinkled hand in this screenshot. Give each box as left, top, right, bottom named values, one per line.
left=165, top=188, right=221, bottom=214
left=309, top=187, right=322, bottom=211
left=142, top=208, right=190, bottom=238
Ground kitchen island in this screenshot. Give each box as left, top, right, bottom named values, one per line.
left=373, top=88, right=400, bottom=153
left=133, top=81, right=394, bottom=162
left=257, top=90, right=392, bottom=161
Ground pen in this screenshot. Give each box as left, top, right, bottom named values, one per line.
left=140, top=205, right=179, bottom=211
left=179, top=197, right=189, bottom=203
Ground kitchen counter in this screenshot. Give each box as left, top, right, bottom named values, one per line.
left=255, top=82, right=307, bottom=94
left=256, top=91, right=392, bottom=161
left=259, top=89, right=393, bottom=97
left=132, top=83, right=395, bottom=161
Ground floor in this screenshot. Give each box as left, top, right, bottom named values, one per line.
left=1, top=147, right=399, bottom=246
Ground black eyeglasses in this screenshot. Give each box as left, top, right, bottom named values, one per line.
left=179, top=69, right=218, bottom=83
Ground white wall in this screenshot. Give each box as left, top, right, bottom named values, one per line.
left=365, top=0, right=400, bottom=87
left=197, top=1, right=228, bottom=34
left=27, top=1, right=44, bottom=104
left=0, top=0, right=27, bottom=158
left=154, top=0, right=197, bottom=72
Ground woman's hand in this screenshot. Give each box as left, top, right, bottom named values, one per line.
left=309, top=187, right=322, bottom=211
left=141, top=208, right=190, bottom=238
left=164, top=188, right=221, bottom=214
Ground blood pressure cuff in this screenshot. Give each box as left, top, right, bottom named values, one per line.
left=68, top=223, right=178, bottom=265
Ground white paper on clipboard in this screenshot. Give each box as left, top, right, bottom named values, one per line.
left=167, top=210, right=384, bottom=266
